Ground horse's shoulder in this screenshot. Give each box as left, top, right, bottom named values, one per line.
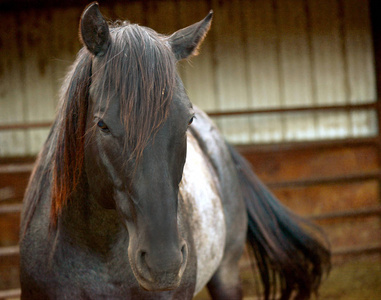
left=180, top=132, right=226, bottom=295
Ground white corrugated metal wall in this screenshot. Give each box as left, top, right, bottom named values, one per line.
left=0, top=0, right=376, bottom=156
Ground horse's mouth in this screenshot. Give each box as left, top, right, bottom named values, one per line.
left=136, top=273, right=182, bottom=292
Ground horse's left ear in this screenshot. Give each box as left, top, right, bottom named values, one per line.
left=169, top=11, right=213, bottom=61
left=80, top=2, right=110, bottom=56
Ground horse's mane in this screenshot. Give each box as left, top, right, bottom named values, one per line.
left=21, top=23, right=176, bottom=229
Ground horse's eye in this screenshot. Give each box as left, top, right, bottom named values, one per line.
left=97, top=120, right=109, bottom=132
left=188, top=117, right=194, bottom=126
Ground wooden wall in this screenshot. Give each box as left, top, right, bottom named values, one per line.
left=1, top=141, right=381, bottom=295
left=239, top=141, right=381, bottom=256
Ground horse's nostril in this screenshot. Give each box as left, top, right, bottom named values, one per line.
left=136, top=242, right=188, bottom=279
left=178, top=241, right=188, bottom=278
left=137, top=250, right=151, bottom=277
left=181, top=243, right=187, bottom=264
left=138, top=250, right=146, bottom=264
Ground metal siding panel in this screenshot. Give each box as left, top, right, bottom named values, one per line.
left=243, top=0, right=284, bottom=142
left=0, top=1, right=378, bottom=156
left=21, top=10, right=58, bottom=154
left=277, top=0, right=315, bottom=140
left=309, top=0, right=347, bottom=105
left=244, top=0, right=281, bottom=109
left=308, top=0, right=351, bottom=140
left=212, top=0, right=250, bottom=143
left=144, top=0, right=179, bottom=34
left=112, top=1, right=144, bottom=25
left=343, top=0, right=377, bottom=138
left=0, top=13, right=27, bottom=156
left=343, top=0, right=376, bottom=103
left=277, top=0, right=314, bottom=107
left=351, top=110, right=378, bottom=138
left=178, top=0, right=217, bottom=112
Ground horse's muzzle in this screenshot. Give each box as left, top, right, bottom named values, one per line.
left=134, top=241, right=188, bottom=291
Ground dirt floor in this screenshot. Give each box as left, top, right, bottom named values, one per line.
left=194, top=256, right=381, bottom=300
left=1, top=256, right=380, bottom=300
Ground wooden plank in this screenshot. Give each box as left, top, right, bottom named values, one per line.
left=0, top=204, right=22, bottom=214
left=0, top=246, right=19, bottom=257
left=0, top=213, right=20, bottom=246
left=267, top=170, right=380, bottom=188
left=317, top=215, right=381, bottom=250
left=236, top=136, right=380, bottom=152
left=333, top=244, right=381, bottom=256
left=311, top=206, right=381, bottom=221
left=272, top=180, right=379, bottom=216
left=0, top=247, right=19, bottom=291
left=0, top=289, right=21, bottom=300
left=244, top=144, right=379, bottom=183
left=0, top=121, right=52, bottom=131
left=0, top=164, right=34, bottom=174
left=0, top=171, right=31, bottom=202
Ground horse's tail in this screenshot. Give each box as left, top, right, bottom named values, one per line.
left=228, top=145, right=331, bottom=300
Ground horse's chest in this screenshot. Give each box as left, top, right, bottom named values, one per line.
left=179, top=135, right=226, bottom=295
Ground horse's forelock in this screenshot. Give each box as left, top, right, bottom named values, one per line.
left=98, top=24, right=176, bottom=161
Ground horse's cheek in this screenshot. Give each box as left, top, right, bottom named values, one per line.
left=83, top=137, right=115, bottom=206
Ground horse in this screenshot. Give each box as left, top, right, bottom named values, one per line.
left=19, top=3, right=330, bottom=299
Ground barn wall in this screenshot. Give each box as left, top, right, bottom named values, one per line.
left=0, top=0, right=380, bottom=296
left=0, top=0, right=377, bottom=156
left=0, top=7, right=81, bottom=156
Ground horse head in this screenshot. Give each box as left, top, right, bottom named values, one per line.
left=76, top=2, right=212, bottom=291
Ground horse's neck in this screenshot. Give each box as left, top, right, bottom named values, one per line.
left=60, top=189, right=123, bottom=255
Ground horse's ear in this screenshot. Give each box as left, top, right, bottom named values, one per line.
left=169, top=11, right=213, bottom=61
left=80, top=2, right=110, bottom=56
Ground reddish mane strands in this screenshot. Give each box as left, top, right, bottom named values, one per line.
left=50, top=49, right=92, bottom=227
left=49, top=24, right=177, bottom=226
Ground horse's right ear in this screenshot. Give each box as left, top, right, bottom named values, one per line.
left=80, top=2, right=110, bottom=56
